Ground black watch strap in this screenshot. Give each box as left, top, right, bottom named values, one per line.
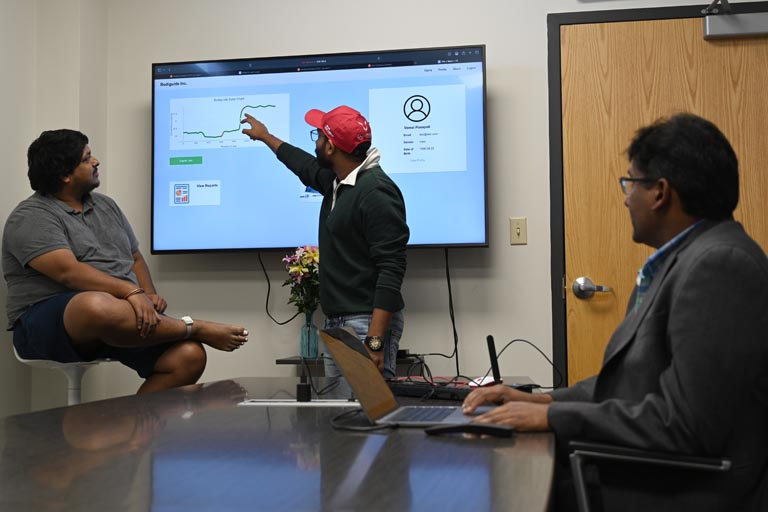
left=365, top=335, right=384, bottom=352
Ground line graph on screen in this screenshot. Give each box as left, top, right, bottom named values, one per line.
left=169, top=94, right=289, bottom=149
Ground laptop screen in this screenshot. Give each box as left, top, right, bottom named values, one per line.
left=320, top=328, right=399, bottom=421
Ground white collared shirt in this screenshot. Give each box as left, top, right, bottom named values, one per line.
left=331, top=148, right=381, bottom=210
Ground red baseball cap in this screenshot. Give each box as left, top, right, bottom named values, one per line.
left=304, top=106, right=372, bottom=154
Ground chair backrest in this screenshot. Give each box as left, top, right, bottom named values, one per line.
left=569, top=440, right=731, bottom=512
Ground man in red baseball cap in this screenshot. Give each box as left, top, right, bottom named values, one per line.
left=304, top=105, right=372, bottom=154
left=241, top=106, right=409, bottom=380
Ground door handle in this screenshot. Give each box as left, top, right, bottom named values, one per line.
left=572, top=277, right=612, bottom=299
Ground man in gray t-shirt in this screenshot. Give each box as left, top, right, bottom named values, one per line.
left=2, top=129, right=250, bottom=393
left=4, top=191, right=139, bottom=328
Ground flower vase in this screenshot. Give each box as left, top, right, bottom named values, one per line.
left=300, top=311, right=319, bottom=359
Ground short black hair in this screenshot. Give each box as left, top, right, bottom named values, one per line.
left=627, top=113, right=738, bottom=221
left=27, top=129, right=89, bottom=195
left=349, top=141, right=371, bottom=161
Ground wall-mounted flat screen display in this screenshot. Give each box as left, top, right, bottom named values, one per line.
left=152, top=45, right=487, bottom=252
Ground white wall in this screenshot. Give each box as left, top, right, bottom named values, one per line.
left=0, top=0, right=36, bottom=416
left=0, top=0, right=711, bottom=413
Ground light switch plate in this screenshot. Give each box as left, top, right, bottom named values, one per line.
left=509, top=217, right=527, bottom=245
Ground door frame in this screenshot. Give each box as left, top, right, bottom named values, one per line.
left=546, top=1, right=768, bottom=386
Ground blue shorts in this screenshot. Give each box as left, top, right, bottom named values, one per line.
left=12, top=291, right=175, bottom=379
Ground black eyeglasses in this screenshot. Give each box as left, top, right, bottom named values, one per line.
left=310, top=128, right=321, bottom=142
left=619, top=176, right=656, bottom=195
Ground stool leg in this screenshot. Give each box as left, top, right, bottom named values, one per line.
left=60, top=365, right=89, bottom=406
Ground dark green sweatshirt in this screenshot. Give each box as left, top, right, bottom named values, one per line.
left=276, top=143, right=409, bottom=316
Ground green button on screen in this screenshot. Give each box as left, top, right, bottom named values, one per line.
left=170, top=156, right=203, bottom=165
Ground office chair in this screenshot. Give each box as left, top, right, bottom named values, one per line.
left=568, top=440, right=731, bottom=512
left=13, top=345, right=112, bottom=406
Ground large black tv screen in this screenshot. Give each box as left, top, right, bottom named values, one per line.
left=151, top=45, right=487, bottom=252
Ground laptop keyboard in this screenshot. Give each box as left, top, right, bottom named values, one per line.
left=387, top=406, right=455, bottom=423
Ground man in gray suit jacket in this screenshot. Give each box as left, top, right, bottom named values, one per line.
left=463, top=113, right=768, bottom=511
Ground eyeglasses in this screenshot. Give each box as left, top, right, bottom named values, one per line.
left=619, top=176, right=656, bottom=195
left=310, top=128, right=321, bottom=142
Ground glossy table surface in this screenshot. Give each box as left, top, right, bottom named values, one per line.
left=0, top=377, right=554, bottom=511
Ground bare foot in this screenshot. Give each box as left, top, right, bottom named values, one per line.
left=192, top=320, right=248, bottom=352
left=199, top=380, right=248, bottom=406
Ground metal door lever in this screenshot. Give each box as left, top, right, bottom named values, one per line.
left=572, top=277, right=612, bottom=299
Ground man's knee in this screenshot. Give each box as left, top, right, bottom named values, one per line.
left=178, top=341, right=207, bottom=368
left=162, top=341, right=207, bottom=377
left=65, top=291, right=128, bottom=330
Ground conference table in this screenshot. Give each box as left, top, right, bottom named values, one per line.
left=0, top=377, right=554, bottom=511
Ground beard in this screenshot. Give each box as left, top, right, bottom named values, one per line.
left=86, top=176, right=101, bottom=193
left=314, top=147, right=332, bottom=168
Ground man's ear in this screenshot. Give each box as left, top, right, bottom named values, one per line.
left=651, top=177, right=672, bottom=211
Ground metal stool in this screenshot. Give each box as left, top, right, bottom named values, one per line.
left=13, top=346, right=111, bottom=406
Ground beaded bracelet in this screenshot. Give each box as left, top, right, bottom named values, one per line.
left=123, top=287, right=145, bottom=299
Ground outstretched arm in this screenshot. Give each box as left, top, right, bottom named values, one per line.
left=241, top=113, right=285, bottom=153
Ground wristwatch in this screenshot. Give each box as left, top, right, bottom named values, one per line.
left=364, top=335, right=384, bottom=352
left=181, top=316, right=194, bottom=340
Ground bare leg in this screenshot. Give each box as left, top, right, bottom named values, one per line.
left=62, top=292, right=248, bottom=356
left=137, top=341, right=207, bottom=394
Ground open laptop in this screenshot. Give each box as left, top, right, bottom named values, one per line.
left=320, top=327, right=493, bottom=427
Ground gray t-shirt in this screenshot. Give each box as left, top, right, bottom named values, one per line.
left=2, top=191, right=140, bottom=328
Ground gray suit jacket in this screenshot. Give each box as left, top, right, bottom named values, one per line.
left=548, top=220, right=768, bottom=510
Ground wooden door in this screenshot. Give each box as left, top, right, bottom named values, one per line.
left=557, top=14, right=768, bottom=385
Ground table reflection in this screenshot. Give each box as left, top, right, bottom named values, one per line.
left=0, top=378, right=552, bottom=512
left=0, top=380, right=245, bottom=511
